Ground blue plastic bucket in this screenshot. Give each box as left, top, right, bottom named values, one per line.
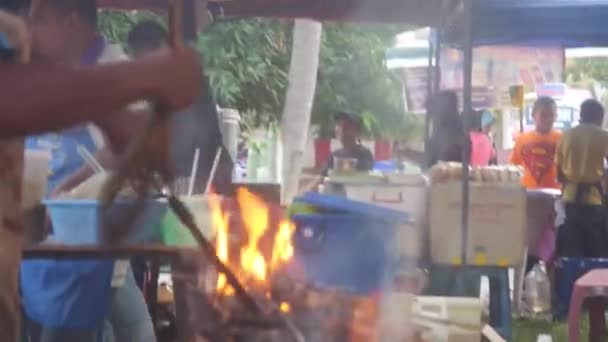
left=287, top=193, right=412, bottom=295
left=44, top=199, right=167, bottom=244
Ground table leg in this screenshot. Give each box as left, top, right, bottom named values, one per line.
left=148, top=258, right=160, bottom=327
left=171, top=255, right=197, bottom=342
left=513, top=247, right=528, bottom=315
left=588, top=297, right=607, bottom=342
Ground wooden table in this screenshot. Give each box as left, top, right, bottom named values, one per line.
left=22, top=243, right=200, bottom=342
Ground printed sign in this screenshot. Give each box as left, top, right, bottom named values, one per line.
left=440, top=46, right=564, bottom=108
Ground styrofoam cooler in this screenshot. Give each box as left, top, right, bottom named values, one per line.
left=413, top=296, right=483, bottom=328
left=413, top=297, right=483, bottom=342
left=340, top=174, right=428, bottom=217
left=417, top=322, right=481, bottom=342
left=288, top=193, right=415, bottom=295
left=330, top=174, right=428, bottom=269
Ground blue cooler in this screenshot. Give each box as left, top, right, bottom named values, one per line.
left=288, top=193, right=413, bottom=295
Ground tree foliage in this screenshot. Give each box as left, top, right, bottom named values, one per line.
left=198, top=19, right=291, bottom=126
left=98, top=10, right=161, bottom=44
left=566, top=57, right=608, bottom=85
left=98, top=11, right=420, bottom=140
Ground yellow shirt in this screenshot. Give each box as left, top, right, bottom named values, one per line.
left=556, top=123, right=608, bottom=205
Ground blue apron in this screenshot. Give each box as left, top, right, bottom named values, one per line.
left=21, top=36, right=116, bottom=330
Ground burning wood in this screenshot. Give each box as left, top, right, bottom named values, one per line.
left=174, top=187, right=419, bottom=342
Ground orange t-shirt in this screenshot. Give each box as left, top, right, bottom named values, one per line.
left=510, top=129, right=562, bottom=189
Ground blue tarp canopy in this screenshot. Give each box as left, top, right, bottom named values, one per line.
left=99, top=0, right=608, bottom=47
left=448, top=0, right=608, bottom=47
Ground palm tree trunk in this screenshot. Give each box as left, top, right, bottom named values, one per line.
left=280, top=19, right=323, bottom=205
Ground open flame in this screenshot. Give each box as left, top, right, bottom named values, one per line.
left=237, top=188, right=270, bottom=282
left=209, top=194, right=231, bottom=294
left=272, top=220, right=295, bottom=269
left=210, top=188, right=295, bottom=294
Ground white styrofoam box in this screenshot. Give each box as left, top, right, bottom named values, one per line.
left=413, top=296, right=482, bottom=328
left=341, top=175, right=429, bottom=263
left=342, top=175, right=429, bottom=227
left=430, top=182, right=527, bottom=266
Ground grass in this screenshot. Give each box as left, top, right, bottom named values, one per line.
left=514, top=317, right=589, bottom=342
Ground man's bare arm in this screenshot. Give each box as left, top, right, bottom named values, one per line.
left=0, top=49, right=200, bottom=138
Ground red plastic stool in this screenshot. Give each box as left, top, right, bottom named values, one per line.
left=568, top=269, right=608, bottom=342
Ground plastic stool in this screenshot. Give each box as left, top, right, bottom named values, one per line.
left=426, top=265, right=512, bottom=341
left=554, top=258, right=608, bottom=319
left=568, top=269, right=608, bottom=342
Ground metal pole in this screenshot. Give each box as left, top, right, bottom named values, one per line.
left=433, top=27, right=442, bottom=94
left=424, top=29, right=435, bottom=167
left=461, top=0, right=473, bottom=265
left=426, top=30, right=435, bottom=99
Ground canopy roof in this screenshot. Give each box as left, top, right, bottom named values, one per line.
left=463, top=0, right=608, bottom=47
left=98, top=0, right=608, bottom=48
left=98, top=0, right=452, bottom=25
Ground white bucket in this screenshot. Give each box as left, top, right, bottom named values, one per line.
left=219, top=108, right=240, bottom=162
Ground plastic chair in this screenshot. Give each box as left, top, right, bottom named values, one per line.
left=554, top=258, right=608, bottom=320
left=568, top=269, right=608, bottom=342
left=426, top=265, right=512, bottom=341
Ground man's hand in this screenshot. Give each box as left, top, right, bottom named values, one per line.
left=0, top=47, right=203, bottom=139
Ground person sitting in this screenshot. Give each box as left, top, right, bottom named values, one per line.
left=556, top=99, right=608, bottom=258
left=321, top=111, right=374, bottom=177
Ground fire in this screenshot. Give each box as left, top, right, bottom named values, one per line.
left=280, top=302, right=291, bottom=313
left=272, top=220, right=295, bottom=269
left=237, top=188, right=270, bottom=282
left=209, top=187, right=296, bottom=297
left=209, top=194, right=230, bottom=293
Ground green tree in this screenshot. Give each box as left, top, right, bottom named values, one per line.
left=98, top=10, right=160, bottom=45
left=566, top=57, right=608, bottom=116
left=566, top=57, right=608, bottom=85
left=313, top=23, right=409, bottom=138
left=197, top=18, right=291, bottom=126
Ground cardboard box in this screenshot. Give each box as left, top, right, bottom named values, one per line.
left=429, top=182, right=526, bottom=266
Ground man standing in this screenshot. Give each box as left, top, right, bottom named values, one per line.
left=511, top=96, right=562, bottom=189
left=0, top=2, right=201, bottom=342
left=127, top=20, right=234, bottom=195
left=398, top=91, right=467, bottom=168
left=21, top=1, right=158, bottom=341
left=556, top=99, right=608, bottom=257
